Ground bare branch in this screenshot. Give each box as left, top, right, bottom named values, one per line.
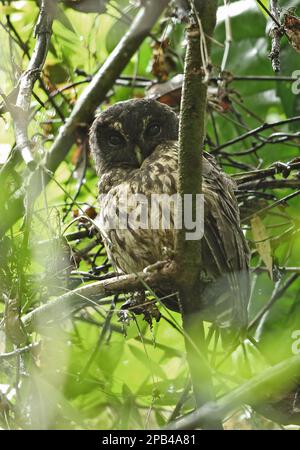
left=255, top=0, right=283, bottom=71
left=0, top=343, right=40, bottom=361
left=248, top=273, right=299, bottom=331
left=12, top=0, right=55, bottom=168
left=256, top=0, right=281, bottom=28
left=269, top=0, right=283, bottom=72
left=213, top=116, right=300, bottom=152
left=236, top=161, right=300, bottom=186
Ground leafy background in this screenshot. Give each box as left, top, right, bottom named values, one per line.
left=0, top=0, right=300, bottom=429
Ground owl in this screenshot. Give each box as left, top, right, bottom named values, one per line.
left=89, top=99, right=250, bottom=334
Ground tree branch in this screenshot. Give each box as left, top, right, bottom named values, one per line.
left=212, top=116, right=300, bottom=152
left=0, top=0, right=170, bottom=238
left=21, top=264, right=174, bottom=332
left=12, top=0, right=55, bottom=168
left=235, top=161, right=300, bottom=185
left=269, top=0, right=283, bottom=72
left=175, top=0, right=220, bottom=429
left=165, top=353, right=300, bottom=430
left=46, top=0, right=169, bottom=173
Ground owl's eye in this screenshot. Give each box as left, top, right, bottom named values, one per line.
left=108, top=133, right=125, bottom=146
left=146, top=123, right=161, bottom=138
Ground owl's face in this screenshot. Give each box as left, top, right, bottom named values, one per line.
left=89, top=99, right=178, bottom=173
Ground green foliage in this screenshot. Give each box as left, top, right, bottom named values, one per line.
left=0, top=0, right=300, bottom=430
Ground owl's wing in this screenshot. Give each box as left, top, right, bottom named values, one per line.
left=201, top=154, right=250, bottom=332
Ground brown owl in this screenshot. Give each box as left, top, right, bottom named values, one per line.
left=89, top=99, right=250, bottom=334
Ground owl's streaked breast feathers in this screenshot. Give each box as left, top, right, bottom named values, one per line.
left=89, top=99, right=250, bottom=332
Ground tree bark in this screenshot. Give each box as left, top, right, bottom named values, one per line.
left=175, top=0, right=220, bottom=429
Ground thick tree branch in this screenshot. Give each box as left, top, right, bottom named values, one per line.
left=175, top=0, right=220, bottom=429
left=21, top=264, right=174, bottom=332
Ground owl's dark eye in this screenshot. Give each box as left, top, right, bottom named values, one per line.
left=146, top=123, right=161, bottom=138
left=108, top=133, right=125, bottom=146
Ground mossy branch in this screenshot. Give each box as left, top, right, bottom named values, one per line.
left=175, top=0, right=219, bottom=429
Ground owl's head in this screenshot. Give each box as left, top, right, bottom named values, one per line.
left=89, top=99, right=178, bottom=173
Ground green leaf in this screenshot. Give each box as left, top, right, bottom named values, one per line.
left=129, top=344, right=166, bottom=379
left=56, top=5, right=78, bottom=35
left=105, top=18, right=129, bottom=53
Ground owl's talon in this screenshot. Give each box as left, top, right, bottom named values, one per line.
left=120, top=298, right=144, bottom=315
left=270, top=161, right=291, bottom=178
left=143, top=260, right=167, bottom=273
left=118, top=291, right=161, bottom=329
left=117, top=309, right=132, bottom=325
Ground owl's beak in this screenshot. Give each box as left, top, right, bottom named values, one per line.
left=134, top=145, right=144, bottom=166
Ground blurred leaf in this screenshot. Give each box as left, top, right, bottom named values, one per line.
left=56, top=5, right=78, bottom=35
left=129, top=344, right=166, bottom=379
left=105, top=18, right=129, bottom=54
left=64, top=0, right=107, bottom=14
left=44, top=63, right=70, bottom=84
left=155, top=410, right=167, bottom=427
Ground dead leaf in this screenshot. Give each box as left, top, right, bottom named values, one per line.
left=251, top=215, right=273, bottom=279
left=284, top=13, right=300, bottom=53
left=147, top=74, right=183, bottom=106
left=147, top=73, right=232, bottom=112
left=151, top=39, right=176, bottom=82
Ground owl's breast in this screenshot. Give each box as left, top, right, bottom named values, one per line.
left=98, top=142, right=178, bottom=273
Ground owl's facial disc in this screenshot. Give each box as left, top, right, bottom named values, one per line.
left=90, top=99, right=179, bottom=173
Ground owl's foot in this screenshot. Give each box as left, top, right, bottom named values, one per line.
left=118, top=291, right=161, bottom=328
left=270, top=161, right=291, bottom=178
left=143, top=261, right=167, bottom=273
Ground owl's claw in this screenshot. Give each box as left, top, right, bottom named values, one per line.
left=118, top=291, right=161, bottom=328
left=143, top=260, right=168, bottom=273
left=117, top=308, right=130, bottom=325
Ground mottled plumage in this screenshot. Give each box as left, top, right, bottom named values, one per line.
left=90, top=99, right=250, bottom=332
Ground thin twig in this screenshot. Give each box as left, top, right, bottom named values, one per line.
left=243, top=189, right=300, bottom=222
left=220, top=0, right=232, bottom=72
left=256, top=0, right=281, bottom=28
left=248, top=274, right=299, bottom=331
left=213, top=116, right=300, bottom=152
left=0, top=342, right=40, bottom=360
